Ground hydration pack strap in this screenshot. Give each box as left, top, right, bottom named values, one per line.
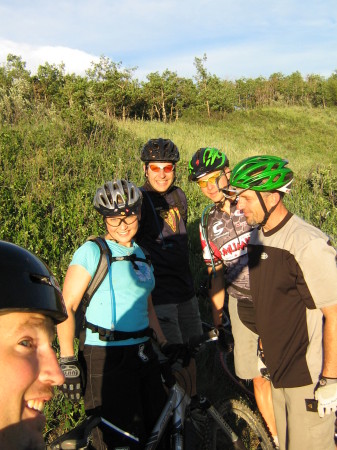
left=85, top=321, right=153, bottom=342
left=111, top=253, right=151, bottom=270
left=140, top=188, right=172, bottom=249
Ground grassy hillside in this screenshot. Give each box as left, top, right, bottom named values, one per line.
left=115, top=107, right=337, bottom=174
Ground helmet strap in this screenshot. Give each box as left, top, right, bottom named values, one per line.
left=215, top=197, right=226, bottom=211
left=215, top=172, right=232, bottom=209
left=256, top=191, right=280, bottom=228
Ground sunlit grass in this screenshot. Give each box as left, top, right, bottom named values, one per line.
left=115, top=107, right=337, bottom=175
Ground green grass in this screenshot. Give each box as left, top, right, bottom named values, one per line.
left=115, top=107, right=337, bottom=175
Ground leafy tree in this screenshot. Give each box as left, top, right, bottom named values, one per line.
left=33, top=62, right=66, bottom=108
left=326, top=71, right=337, bottom=106
left=0, top=54, right=32, bottom=123
left=194, top=54, right=211, bottom=117
left=284, top=71, right=306, bottom=105
left=86, top=56, right=136, bottom=120
left=142, top=70, right=180, bottom=122
left=268, top=72, right=286, bottom=104
left=306, top=74, right=329, bottom=107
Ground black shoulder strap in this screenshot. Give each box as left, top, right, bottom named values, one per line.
left=140, top=188, right=167, bottom=247
left=82, top=237, right=151, bottom=310
left=171, top=188, right=187, bottom=223
left=76, top=236, right=153, bottom=345
left=75, top=237, right=111, bottom=342
left=201, top=204, right=217, bottom=287
left=82, top=236, right=111, bottom=306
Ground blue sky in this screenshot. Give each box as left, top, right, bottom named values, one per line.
left=0, top=0, right=336, bottom=81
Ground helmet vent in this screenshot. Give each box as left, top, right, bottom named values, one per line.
left=30, top=273, right=51, bottom=286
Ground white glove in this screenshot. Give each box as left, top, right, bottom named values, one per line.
left=314, top=377, right=337, bottom=418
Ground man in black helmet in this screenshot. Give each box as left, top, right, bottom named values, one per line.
left=0, top=240, right=67, bottom=450
left=136, top=138, right=203, bottom=396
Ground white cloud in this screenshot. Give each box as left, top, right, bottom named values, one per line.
left=0, top=39, right=99, bottom=75
left=1, top=0, right=336, bottom=80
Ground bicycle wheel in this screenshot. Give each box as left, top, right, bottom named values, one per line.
left=205, top=398, right=274, bottom=450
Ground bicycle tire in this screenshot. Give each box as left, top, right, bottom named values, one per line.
left=205, top=398, right=275, bottom=450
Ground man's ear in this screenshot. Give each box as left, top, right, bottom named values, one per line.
left=143, top=164, right=148, bottom=177
left=269, top=191, right=281, bottom=207
left=224, top=167, right=230, bottom=180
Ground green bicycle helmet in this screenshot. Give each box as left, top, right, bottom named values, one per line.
left=188, top=147, right=229, bottom=181
left=230, top=155, right=293, bottom=193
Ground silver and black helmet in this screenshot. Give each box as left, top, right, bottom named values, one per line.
left=93, top=179, right=142, bottom=217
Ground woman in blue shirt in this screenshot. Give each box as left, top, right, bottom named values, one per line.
left=57, top=179, right=168, bottom=449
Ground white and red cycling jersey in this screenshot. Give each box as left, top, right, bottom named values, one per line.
left=200, top=202, right=253, bottom=301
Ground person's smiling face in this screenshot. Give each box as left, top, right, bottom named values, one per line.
left=198, top=170, right=227, bottom=203
left=105, top=214, right=139, bottom=246
left=0, top=312, right=64, bottom=450
left=145, top=162, right=175, bottom=193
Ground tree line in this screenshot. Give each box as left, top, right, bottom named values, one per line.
left=1, top=53, right=337, bottom=125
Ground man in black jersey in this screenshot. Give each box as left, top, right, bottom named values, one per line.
left=230, top=155, right=337, bottom=450
left=136, top=138, right=203, bottom=397
left=189, top=147, right=278, bottom=446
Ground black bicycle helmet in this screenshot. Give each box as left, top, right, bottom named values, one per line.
left=94, top=179, right=142, bottom=217
left=0, top=240, right=67, bottom=324
left=230, top=155, right=293, bottom=193
left=188, top=147, right=229, bottom=181
left=140, top=138, right=180, bottom=163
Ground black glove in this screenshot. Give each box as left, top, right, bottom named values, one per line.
left=59, top=356, right=84, bottom=402
left=217, top=325, right=234, bottom=353
left=160, top=342, right=190, bottom=366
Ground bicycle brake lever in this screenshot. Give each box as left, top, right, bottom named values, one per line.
left=188, top=329, right=219, bottom=351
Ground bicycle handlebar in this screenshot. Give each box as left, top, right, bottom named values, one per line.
left=47, top=415, right=139, bottom=449
left=187, top=328, right=219, bottom=350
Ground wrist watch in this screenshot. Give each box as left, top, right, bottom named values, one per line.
left=319, top=376, right=337, bottom=386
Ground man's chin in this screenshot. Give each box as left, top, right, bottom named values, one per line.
left=0, top=417, right=46, bottom=450
left=246, top=217, right=258, bottom=227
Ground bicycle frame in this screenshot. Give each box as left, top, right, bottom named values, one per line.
left=48, top=329, right=256, bottom=450
left=145, top=382, right=189, bottom=449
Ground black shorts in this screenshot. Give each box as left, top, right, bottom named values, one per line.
left=80, top=340, right=167, bottom=449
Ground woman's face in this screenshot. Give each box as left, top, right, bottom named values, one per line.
left=105, top=214, right=140, bottom=246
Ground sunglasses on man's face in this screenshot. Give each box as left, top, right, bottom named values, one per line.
left=148, top=163, right=174, bottom=173
left=197, top=172, right=222, bottom=188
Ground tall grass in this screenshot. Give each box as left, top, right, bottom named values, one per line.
left=116, top=107, right=337, bottom=175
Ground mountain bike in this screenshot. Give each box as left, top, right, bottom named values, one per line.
left=48, top=328, right=275, bottom=449
left=199, top=315, right=275, bottom=450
